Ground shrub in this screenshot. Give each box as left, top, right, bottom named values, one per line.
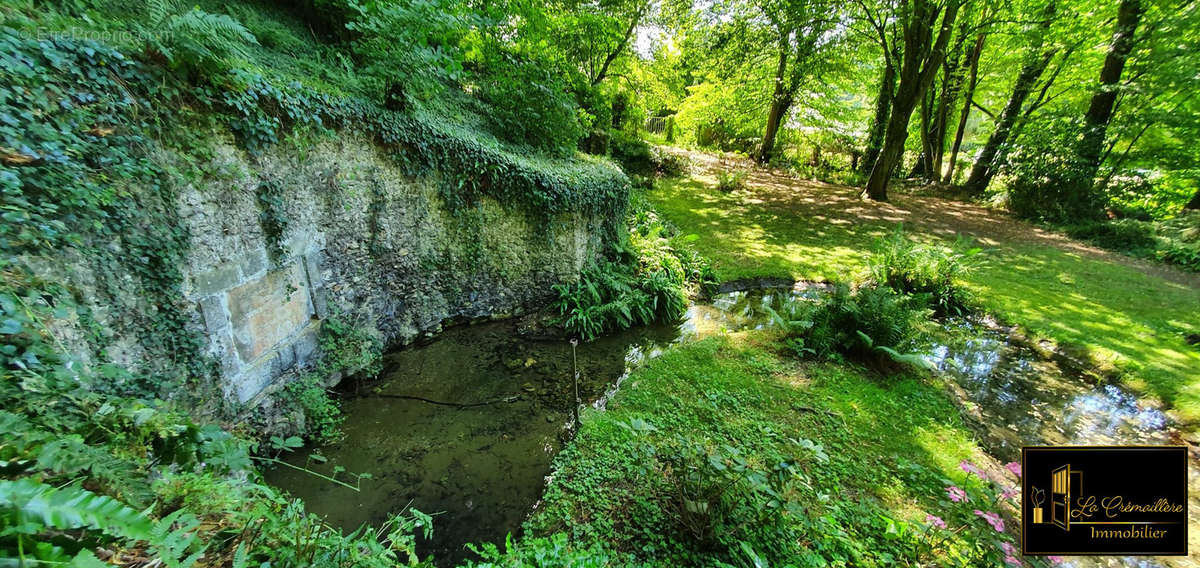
left=716, top=170, right=747, bottom=192
left=655, top=434, right=819, bottom=556
left=611, top=131, right=656, bottom=176
left=552, top=200, right=714, bottom=340
left=144, top=2, right=259, bottom=75
left=868, top=226, right=980, bottom=316
left=347, top=0, right=469, bottom=107
left=1003, top=117, right=1106, bottom=222
left=1061, top=219, right=1156, bottom=253
left=477, top=50, right=584, bottom=156
left=766, top=284, right=929, bottom=371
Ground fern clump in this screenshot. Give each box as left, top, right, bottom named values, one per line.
left=868, top=225, right=981, bottom=316
left=765, top=284, right=931, bottom=373
left=144, top=1, right=260, bottom=75
left=552, top=200, right=713, bottom=340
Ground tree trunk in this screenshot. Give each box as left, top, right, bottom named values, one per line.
left=916, top=85, right=934, bottom=178
left=931, top=19, right=971, bottom=179
left=757, top=46, right=792, bottom=164
left=592, top=5, right=645, bottom=86
left=863, top=0, right=961, bottom=201
left=963, top=1, right=1057, bottom=195
left=860, top=59, right=897, bottom=175
left=1073, top=0, right=1143, bottom=188
left=944, top=33, right=985, bottom=184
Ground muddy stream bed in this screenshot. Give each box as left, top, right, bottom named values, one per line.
left=268, top=283, right=1198, bottom=566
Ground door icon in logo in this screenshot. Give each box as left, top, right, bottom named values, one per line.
left=1051, top=464, right=1071, bottom=530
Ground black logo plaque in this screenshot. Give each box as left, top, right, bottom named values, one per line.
left=1021, top=446, right=1188, bottom=556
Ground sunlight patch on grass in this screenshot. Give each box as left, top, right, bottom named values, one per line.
left=650, top=175, right=1200, bottom=426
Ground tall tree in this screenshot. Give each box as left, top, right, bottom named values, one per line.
left=860, top=0, right=964, bottom=201
left=963, top=0, right=1058, bottom=194
left=942, top=30, right=984, bottom=184
left=1070, top=0, right=1144, bottom=195
left=860, top=49, right=898, bottom=175
left=753, top=0, right=839, bottom=164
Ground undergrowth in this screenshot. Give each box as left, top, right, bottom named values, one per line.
left=765, top=284, right=932, bottom=373
left=868, top=226, right=981, bottom=316
left=551, top=198, right=715, bottom=340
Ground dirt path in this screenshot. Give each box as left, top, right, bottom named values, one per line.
left=669, top=147, right=1200, bottom=289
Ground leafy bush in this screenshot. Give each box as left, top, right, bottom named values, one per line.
left=1003, top=117, right=1106, bottom=222
left=347, top=0, right=470, bottom=108
left=465, top=533, right=623, bottom=567
left=656, top=434, right=820, bottom=555
left=478, top=50, right=584, bottom=156
left=716, top=170, right=747, bottom=192
left=765, top=284, right=929, bottom=371
left=610, top=131, right=657, bottom=176
left=1056, top=213, right=1200, bottom=272
left=868, top=226, right=980, bottom=316
left=1062, top=219, right=1157, bottom=252
left=552, top=200, right=714, bottom=340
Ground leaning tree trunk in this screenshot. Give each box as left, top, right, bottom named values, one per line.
left=931, top=18, right=971, bottom=179
left=863, top=0, right=961, bottom=201
left=1072, top=0, right=1143, bottom=193
left=944, top=33, right=985, bottom=184
left=963, top=1, right=1057, bottom=195
left=757, top=46, right=793, bottom=164
left=860, top=59, right=897, bottom=175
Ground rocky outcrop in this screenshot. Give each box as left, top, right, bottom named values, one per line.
left=83, top=131, right=612, bottom=405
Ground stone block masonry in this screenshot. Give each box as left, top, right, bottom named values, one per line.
left=52, top=130, right=610, bottom=406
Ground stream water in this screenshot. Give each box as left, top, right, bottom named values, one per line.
left=268, top=283, right=1198, bottom=566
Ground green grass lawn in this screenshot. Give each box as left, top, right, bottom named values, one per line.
left=522, top=335, right=1032, bottom=566
left=651, top=176, right=1200, bottom=427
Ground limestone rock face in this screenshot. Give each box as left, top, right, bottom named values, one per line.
left=63, top=132, right=609, bottom=405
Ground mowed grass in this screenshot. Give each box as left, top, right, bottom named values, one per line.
left=651, top=175, right=1200, bottom=426
left=526, top=335, right=1012, bottom=566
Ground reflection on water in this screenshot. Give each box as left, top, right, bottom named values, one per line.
left=924, top=322, right=1198, bottom=568
left=265, top=320, right=681, bottom=566
left=269, top=285, right=1198, bottom=567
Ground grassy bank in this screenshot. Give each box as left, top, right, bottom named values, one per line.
left=651, top=174, right=1200, bottom=427
left=515, top=334, right=1034, bottom=566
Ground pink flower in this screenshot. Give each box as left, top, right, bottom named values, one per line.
left=1001, top=542, right=1017, bottom=555
left=1005, top=555, right=1022, bottom=566
left=1000, top=487, right=1019, bottom=500
left=974, top=509, right=1005, bottom=532
left=925, top=514, right=946, bottom=529
left=960, top=459, right=987, bottom=479
left=1004, top=461, right=1022, bottom=478
left=1048, top=556, right=1064, bottom=564
left=947, top=485, right=968, bottom=502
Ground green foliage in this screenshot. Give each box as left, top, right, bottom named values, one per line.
left=1058, top=215, right=1200, bottom=272
left=0, top=28, right=209, bottom=397
left=1061, top=218, right=1157, bottom=252
left=255, top=178, right=290, bottom=265
left=765, top=284, right=928, bottom=371
left=868, top=226, right=981, bottom=316
left=1003, top=117, right=1107, bottom=222
left=465, top=533, right=625, bottom=567
left=525, top=336, right=1028, bottom=566
left=655, top=433, right=820, bottom=554
left=285, top=377, right=344, bottom=443
left=145, top=2, right=260, bottom=75
left=552, top=200, right=712, bottom=340
left=477, top=49, right=584, bottom=156
left=716, top=170, right=747, bottom=193
left=346, top=0, right=469, bottom=107
left=281, top=311, right=382, bottom=442
left=609, top=131, right=657, bottom=176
